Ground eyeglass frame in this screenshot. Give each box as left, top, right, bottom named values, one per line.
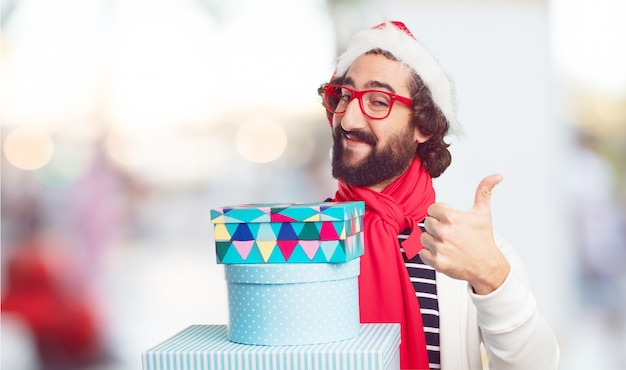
left=320, top=83, right=413, bottom=120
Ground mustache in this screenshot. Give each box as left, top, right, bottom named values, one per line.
left=335, top=126, right=377, bottom=145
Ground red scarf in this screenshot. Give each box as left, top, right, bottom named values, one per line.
left=333, top=157, right=434, bottom=370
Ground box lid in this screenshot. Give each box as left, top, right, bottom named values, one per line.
left=224, top=257, right=360, bottom=284
left=210, top=201, right=364, bottom=224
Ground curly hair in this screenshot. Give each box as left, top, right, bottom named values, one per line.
left=407, top=68, right=452, bottom=178
left=319, top=49, right=452, bottom=178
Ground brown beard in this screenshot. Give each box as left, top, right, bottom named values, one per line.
left=331, top=125, right=417, bottom=188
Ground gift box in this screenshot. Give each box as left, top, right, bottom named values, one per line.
left=210, top=202, right=364, bottom=264
left=225, top=258, right=360, bottom=345
left=142, top=323, right=401, bottom=370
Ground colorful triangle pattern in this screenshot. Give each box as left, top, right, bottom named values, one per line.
left=212, top=201, right=365, bottom=264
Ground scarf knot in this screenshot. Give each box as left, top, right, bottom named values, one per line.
left=367, top=189, right=425, bottom=260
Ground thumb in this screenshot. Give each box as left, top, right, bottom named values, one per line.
left=473, top=173, right=503, bottom=212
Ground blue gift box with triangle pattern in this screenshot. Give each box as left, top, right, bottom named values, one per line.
left=210, top=201, right=365, bottom=264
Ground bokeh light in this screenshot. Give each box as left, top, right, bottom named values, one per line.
left=3, top=127, right=55, bottom=170
left=235, top=118, right=288, bottom=163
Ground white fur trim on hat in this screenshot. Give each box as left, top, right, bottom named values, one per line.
left=334, top=21, right=462, bottom=136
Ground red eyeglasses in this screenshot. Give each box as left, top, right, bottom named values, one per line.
left=321, top=84, right=413, bottom=120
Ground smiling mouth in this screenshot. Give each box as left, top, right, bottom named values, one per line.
left=344, top=133, right=363, bottom=142
left=339, top=127, right=376, bottom=146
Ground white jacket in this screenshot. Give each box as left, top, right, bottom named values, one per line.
left=436, top=232, right=560, bottom=369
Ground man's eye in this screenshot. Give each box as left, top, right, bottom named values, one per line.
left=371, top=99, right=390, bottom=107
left=368, top=93, right=391, bottom=108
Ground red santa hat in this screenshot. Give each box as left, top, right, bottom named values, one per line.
left=333, top=21, right=462, bottom=136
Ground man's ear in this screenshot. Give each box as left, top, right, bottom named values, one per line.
left=414, top=128, right=432, bottom=144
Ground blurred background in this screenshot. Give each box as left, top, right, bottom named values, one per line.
left=1, top=0, right=624, bottom=369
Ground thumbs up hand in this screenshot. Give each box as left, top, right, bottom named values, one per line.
left=420, top=174, right=511, bottom=295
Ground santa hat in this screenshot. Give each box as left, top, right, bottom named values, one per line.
left=333, top=21, right=462, bottom=136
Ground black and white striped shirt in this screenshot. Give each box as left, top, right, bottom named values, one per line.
left=399, top=227, right=441, bottom=369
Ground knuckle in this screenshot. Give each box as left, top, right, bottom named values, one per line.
left=436, top=226, right=452, bottom=241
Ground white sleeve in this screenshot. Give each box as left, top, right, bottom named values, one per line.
left=469, top=232, right=560, bottom=370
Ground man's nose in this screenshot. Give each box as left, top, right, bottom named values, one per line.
left=338, top=98, right=367, bottom=131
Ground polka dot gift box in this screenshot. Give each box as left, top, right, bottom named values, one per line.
left=225, top=258, right=360, bottom=346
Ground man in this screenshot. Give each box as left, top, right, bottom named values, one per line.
left=319, top=21, right=559, bottom=369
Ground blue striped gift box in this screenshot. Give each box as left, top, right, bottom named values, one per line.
left=142, top=324, right=400, bottom=370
